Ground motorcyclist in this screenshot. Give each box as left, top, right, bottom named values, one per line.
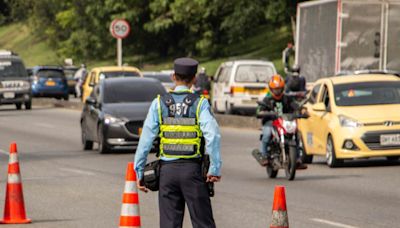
left=256, top=74, right=307, bottom=168
left=285, top=64, right=306, bottom=93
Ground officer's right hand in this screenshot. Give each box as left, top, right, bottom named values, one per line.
left=206, top=175, right=221, bottom=183
left=137, top=179, right=149, bottom=193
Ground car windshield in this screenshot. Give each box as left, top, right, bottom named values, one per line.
left=100, top=71, right=140, bottom=79
left=334, top=81, right=400, bottom=106
left=144, top=73, right=172, bottom=83
left=235, top=64, right=275, bottom=83
left=0, top=61, right=27, bottom=77
left=103, top=81, right=166, bottom=103
left=37, top=69, right=65, bottom=78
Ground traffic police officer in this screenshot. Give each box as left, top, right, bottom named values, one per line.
left=134, top=57, right=222, bottom=228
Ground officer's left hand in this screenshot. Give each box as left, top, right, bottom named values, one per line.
left=206, top=175, right=221, bottom=182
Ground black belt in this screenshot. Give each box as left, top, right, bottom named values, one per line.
left=160, top=158, right=202, bottom=165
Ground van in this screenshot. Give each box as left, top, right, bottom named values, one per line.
left=0, top=51, right=32, bottom=110
left=212, top=60, right=277, bottom=114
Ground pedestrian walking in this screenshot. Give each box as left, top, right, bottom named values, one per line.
left=134, top=57, right=222, bottom=228
left=74, top=64, right=87, bottom=98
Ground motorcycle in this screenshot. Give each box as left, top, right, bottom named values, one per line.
left=252, top=99, right=308, bottom=181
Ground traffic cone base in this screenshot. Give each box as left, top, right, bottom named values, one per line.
left=0, top=218, right=31, bottom=224
left=270, top=210, right=288, bottom=228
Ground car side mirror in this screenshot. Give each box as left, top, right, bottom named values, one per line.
left=312, top=103, right=326, bottom=112
left=85, top=97, right=97, bottom=105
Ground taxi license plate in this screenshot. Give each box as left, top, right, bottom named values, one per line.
left=380, top=134, right=400, bottom=146
left=138, top=128, right=142, bottom=136
left=3, top=92, right=15, bottom=99
left=247, top=89, right=261, bottom=95
left=46, top=81, right=56, bottom=86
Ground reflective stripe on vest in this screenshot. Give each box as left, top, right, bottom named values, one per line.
left=163, top=117, right=196, bottom=126
left=157, top=92, right=204, bottom=159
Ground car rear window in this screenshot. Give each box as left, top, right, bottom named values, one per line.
left=101, top=71, right=140, bottom=79
left=103, top=80, right=166, bottom=103
left=37, top=69, right=65, bottom=78
left=334, top=81, right=400, bottom=106
left=0, top=60, right=27, bottom=78
left=235, top=65, right=275, bottom=83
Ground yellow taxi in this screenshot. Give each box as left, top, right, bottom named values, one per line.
left=298, top=73, right=400, bottom=167
left=81, top=66, right=142, bottom=102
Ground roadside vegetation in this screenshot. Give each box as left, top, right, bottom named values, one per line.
left=0, top=0, right=307, bottom=75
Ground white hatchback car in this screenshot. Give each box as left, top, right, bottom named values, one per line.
left=212, top=60, right=277, bottom=114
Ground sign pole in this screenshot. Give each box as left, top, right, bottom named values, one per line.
left=117, top=38, right=122, bottom=67
left=110, top=19, right=130, bottom=67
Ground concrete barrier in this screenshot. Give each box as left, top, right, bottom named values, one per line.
left=32, top=98, right=259, bottom=129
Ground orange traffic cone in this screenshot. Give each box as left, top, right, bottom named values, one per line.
left=0, top=142, right=31, bottom=224
left=119, top=162, right=141, bottom=228
left=270, top=186, right=288, bottom=228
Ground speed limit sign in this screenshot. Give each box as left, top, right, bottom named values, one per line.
left=110, top=19, right=130, bottom=39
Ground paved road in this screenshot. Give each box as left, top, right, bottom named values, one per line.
left=0, top=105, right=399, bottom=227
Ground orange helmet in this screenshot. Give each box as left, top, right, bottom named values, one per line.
left=268, top=74, right=285, bottom=100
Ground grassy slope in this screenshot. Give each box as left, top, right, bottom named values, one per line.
left=0, top=23, right=292, bottom=75
left=0, top=23, right=59, bottom=66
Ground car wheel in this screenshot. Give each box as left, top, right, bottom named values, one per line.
left=81, top=120, right=93, bottom=150
left=63, top=95, right=69, bottom=101
left=25, top=100, right=32, bottom=110
left=213, top=101, right=219, bottom=114
left=97, top=125, right=109, bottom=154
left=299, top=133, right=313, bottom=164
left=386, top=156, right=399, bottom=161
left=326, top=135, right=343, bottom=168
left=225, top=102, right=234, bottom=115
left=15, top=103, right=22, bottom=110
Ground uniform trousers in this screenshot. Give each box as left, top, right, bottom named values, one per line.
left=159, top=160, right=216, bottom=228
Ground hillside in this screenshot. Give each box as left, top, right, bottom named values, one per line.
left=0, top=23, right=292, bottom=75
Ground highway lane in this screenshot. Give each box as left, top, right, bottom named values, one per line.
left=0, top=105, right=399, bottom=227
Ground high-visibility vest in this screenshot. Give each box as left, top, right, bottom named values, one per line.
left=157, top=91, right=205, bottom=159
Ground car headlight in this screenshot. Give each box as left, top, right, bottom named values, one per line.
left=104, top=114, right=125, bottom=125
left=339, top=115, right=363, bottom=128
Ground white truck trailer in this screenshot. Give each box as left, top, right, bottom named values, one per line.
left=296, top=0, right=400, bottom=82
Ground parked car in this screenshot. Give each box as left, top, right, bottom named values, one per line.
left=63, top=66, right=79, bottom=97
left=26, top=67, right=33, bottom=77
left=81, top=66, right=142, bottom=102
left=212, top=60, right=277, bottom=114
left=31, top=66, right=69, bottom=100
left=80, top=77, right=166, bottom=153
left=0, top=50, right=32, bottom=110
left=143, top=71, right=174, bottom=91
left=298, top=71, right=400, bottom=167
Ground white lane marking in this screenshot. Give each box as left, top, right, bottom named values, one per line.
left=311, top=218, right=359, bottom=228
left=33, top=123, right=54, bottom=129
left=0, top=149, right=8, bottom=155
left=59, top=168, right=96, bottom=176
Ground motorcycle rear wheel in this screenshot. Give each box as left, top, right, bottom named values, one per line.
left=266, top=166, right=278, bottom=178
left=285, top=146, right=297, bottom=181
